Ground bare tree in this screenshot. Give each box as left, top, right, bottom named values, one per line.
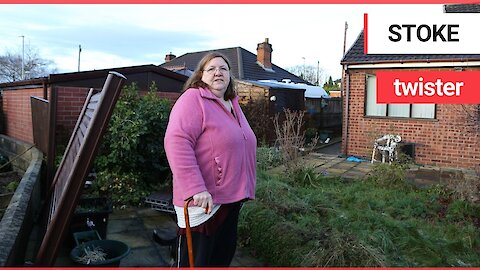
left=0, top=45, right=57, bottom=83
left=286, top=65, right=326, bottom=86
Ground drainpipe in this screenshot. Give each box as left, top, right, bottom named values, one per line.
left=343, top=67, right=350, bottom=157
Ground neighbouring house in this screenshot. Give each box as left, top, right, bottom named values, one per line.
left=233, top=79, right=305, bottom=143
left=0, top=64, right=187, bottom=146
left=161, top=38, right=328, bottom=143
left=251, top=80, right=341, bottom=140
left=161, top=38, right=309, bottom=84
left=340, top=29, right=480, bottom=170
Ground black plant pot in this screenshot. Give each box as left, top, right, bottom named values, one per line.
left=69, top=196, right=113, bottom=245
left=70, top=239, right=130, bottom=267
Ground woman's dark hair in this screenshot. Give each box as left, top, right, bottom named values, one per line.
left=183, top=52, right=236, bottom=100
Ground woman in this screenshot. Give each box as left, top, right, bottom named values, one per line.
left=164, top=52, right=257, bottom=267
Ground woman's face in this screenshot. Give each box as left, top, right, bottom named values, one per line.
left=201, top=57, right=230, bottom=98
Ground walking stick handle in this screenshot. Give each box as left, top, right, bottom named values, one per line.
left=184, top=197, right=195, bottom=268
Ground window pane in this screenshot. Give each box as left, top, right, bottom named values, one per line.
left=412, top=104, right=435, bottom=118
left=388, top=104, right=410, bottom=117
left=365, top=75, right=386, bottom=116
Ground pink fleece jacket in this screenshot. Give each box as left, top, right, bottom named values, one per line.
left=164, top=87, right=257, bottom=207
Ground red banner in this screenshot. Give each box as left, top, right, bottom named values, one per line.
left=376, top=70, right=480, bottom=104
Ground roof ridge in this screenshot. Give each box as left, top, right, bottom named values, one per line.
left=181, top=46, right=243, bottom=57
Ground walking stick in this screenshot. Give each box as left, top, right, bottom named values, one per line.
left=184, top=197, right=195, bottom=268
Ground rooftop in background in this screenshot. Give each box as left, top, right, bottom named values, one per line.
left=161, top=39, right=310, bottom=85
left=0, top=64, right=188, bottom=92
left=341, top=31, right=480, bottom=66
left=252, top=80, right=330, bottom=99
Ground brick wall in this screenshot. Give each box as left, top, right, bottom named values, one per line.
left=1, top=85, right=183, bottom=147
left=343, top=68, right=480, bottom=170
left=2, top=88, right=44, bottom=144
left=55, top=87, right=183, bottom=144
left=55, top=86, right=92, bottom=141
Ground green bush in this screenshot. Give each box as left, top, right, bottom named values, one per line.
left=5, top=180, right=19, bottom=192
left=91, top=170, right=150, bottom=207
left=368, top=160, right=411, bottom=190
left=93, top=82, right=171, bottom=206
left=256, top=146, right=282, bottom=171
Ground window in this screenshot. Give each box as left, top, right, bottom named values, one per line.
left=365, top=74, right=435, bottom=119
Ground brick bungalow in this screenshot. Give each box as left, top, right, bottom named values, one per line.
left=341, top=30, right=480, bottom=170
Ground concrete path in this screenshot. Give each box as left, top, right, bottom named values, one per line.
left=54, top=207, right=264, bottom=267
left=308, top=152, right=373, bottom=180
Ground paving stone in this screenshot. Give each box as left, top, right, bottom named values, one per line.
left=137, top=208, right=164, bottom=217
left=120, top=246, right=169, bottom=267
left=107, top=218, right=143, bottom=234
left=330, top=162, right=357, bottom=170
left=325, top=168, right=348, bottom=175
left=142, top=214, right=176, bottom=230
left=109, top=207, right=137, bottom=220
left=108, top=231, right=152, bottom=249
left=342, top=172, right=368, bottom=180
left=316, top=163, right=335, bottom=170
left=355, top=166, right=372, bottom=173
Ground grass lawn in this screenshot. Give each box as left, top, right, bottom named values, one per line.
left=238, top=164, right=480, bottom=267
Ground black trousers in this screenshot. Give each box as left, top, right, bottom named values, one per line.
left=177, top=203, right=241, bottom=267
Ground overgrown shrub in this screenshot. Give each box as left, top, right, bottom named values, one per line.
left=256, top=146, right=282, bottom=171
left=368, top=152, right=413, bottom=189
left=273, top=109, right=305, bottom=170
left=241, top=98, right=270, bottom=144
left=93, top=82, right=171, bottom=206
left=92, top=170, right=151, bottom=207
left=5, top=180, right=19, bottom=192
left=305, top=127, right=318, bottom=145
left=447, top=171, right=480, bottom=203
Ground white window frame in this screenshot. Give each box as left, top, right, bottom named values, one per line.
left=365, top=74, right=435, bottom=119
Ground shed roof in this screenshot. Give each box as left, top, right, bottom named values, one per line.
left=251, top=80, right=329, bottom=99
left=0, top=64, right=187, bottom=89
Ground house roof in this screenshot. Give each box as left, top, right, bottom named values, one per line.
left=443, top=4, right=480, bottom=13
left=341, top=31, right=480, bottom=66
left=160, top=47, right=310, bottom=84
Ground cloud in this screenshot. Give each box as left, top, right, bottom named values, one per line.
left=0, top=4, right=445, bottom=78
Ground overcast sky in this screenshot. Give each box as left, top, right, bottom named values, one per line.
left=0, top=4, right=445, bottom=81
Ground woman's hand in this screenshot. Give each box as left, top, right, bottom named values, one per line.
left=192, top=191, right=213, bottom=214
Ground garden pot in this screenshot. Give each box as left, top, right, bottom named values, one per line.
left=70, top=239, right=130, bottom=267
left=73, top=230, right=102, bottom=246
left=70, top=196, right=113, bottom=241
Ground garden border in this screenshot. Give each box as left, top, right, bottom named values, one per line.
left=0, top=135, right=43, bottom=266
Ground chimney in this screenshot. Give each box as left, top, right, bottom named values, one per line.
left=256, top=38, right=273, bottom=69
left=165, top=52, right=176, bottom=63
